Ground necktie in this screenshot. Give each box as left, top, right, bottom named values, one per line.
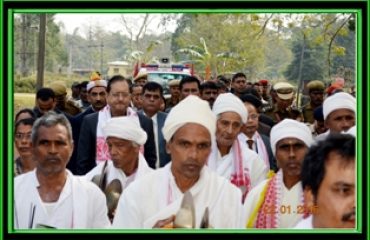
left=247, top=139, right=254, bottom=150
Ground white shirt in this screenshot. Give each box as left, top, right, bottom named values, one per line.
left=112, top=163, right=245, bottom=229
left=14, top=170, right=111, bottom=229
left=244, top=175, right=304, bottom=228
left=208, top=139, right=268, bottom=195
left=294, top=215, right=313, bottom=229
left=85, top=153, right=153, bottom=191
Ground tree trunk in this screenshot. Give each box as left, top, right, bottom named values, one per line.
left=36, top=14, right=46, bottom=90
left=20, top=15, right=28, bottom=77
left=296, top=34, right=306, bottom=107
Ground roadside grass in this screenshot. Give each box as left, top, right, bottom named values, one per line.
left=14, top=93, right=35, bottom=118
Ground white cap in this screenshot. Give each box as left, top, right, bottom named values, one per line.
left=103, top=116, right=147, bottom=145
left=87, top=80, right=107, bottom=92
left=162, top=95, right=216, bottom=142
left=212, top=93, right=248, bottom=123
left=323, top=92, right=356, bottom=120
left=274, top=82, right=294, bottom=100
left=270, top=119, right=313, bottom=155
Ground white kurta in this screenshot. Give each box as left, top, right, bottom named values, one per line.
left=244, top=176, right=304, bottom=228
left=208, top=139, right=268, bottom=192
left=294, top=215, right=313, bottom=229
left=14, top=170, right=111, bottom=229
left=112, top=163, right=245, bottom=229
left=85, top=153, right=153, bottom=190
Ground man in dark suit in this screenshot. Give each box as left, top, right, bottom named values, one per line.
left=140, top=82, right=171, bottom=168
left=76, top=75, right=157, bottom=175
left=239, top=94, right=277, bottom=172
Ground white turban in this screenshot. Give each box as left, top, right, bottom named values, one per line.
left=323, top=92, right=356, bottom=120
left=87, top=79, right=107, bottom=92
left=270, top=119, right=313, bottom=155
left=162, top=95, right=216, bottom=142
left=102, top=116, right=147, bottom=145
left=212, top=93, right=248, bottom=123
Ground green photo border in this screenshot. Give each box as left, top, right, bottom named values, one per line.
left=5, top=6, right=366, bottom=237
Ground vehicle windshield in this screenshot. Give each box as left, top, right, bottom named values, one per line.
left=148, top=73, right=189, bottom=95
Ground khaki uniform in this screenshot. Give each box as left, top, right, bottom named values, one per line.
left=61, top=100, right=82, bottom=116
left=266, top=105, right=303, bottom=124
left=301, top=103, right=315, bottom=124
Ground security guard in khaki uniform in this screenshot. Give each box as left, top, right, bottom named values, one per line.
left=265, top=82, right=303, bottom=124
left=165, top=79, right=181, bottom=112
left=50, top=81, right=82, bottom=116
left=301, top=80, right=325, bottom=124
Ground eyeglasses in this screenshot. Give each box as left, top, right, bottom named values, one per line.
left=248, top=114, right=259, bottom=120
left=15, top=132, right=32, bottom=140
left=111, top=92, right=130, bottom=99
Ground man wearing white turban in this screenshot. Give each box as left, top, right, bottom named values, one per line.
left=244, top=119, right=313, bottom=228
left=316, top=92, right=356, bottom=141
left=112, top=95, right=245, bottom=229
left=85, top=116, right=153, bottom=221
left=208, top=93, right=268, bottom=202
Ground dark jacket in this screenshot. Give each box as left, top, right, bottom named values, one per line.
left=260, top=134, right=277, bottom=172
left=76, top=111, right=157, bottom=175
left=67, top=106, right=95, bottom=174
left=154, top=111, right=171, bottom=167
left=138, top=110, right=171, bottom=168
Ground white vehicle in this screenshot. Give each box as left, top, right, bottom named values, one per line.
left=137, top=58, right=192, bottom=97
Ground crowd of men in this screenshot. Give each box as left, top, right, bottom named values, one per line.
left=13, top=71, right=356, bottom=230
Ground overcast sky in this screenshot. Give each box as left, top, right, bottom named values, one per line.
left=54, top=13, right=178, bottom=36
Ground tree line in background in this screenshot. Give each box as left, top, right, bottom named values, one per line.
left=13, top=12, right=356, bottom=93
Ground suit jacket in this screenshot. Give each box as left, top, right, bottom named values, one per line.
left=67, top=106, right=95, bottom=174
left=259, top=134, right=277, bottom=172
left=155, top=112, right=171, bottom=167
left=257, top=121, right=271, bottom=137
left=76, top=111, right=157, bottom=175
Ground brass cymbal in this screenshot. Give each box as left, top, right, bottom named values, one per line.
left=105, top=179, right=123, bottom=219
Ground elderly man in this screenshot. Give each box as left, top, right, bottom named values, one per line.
left=85, top=116, right=153, bottom=221
left=14, top=112, right=110, bottom=229
left=295, top=134, right=355, bottom=228
left=112, top=96, right=244, bottom=229
left=207, top=93, right=268, bottom=201
left=85, top=116, right=153, bottom=187
left=76, top=75, right=156, bottom=174
left=244, top=119, right=313, bottom=228
left=316, top=92, right=356, bottom=141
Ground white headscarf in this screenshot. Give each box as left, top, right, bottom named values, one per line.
left=323, top=92, right=356, bottom=120
left=162, top=95, right=216, bottom=141
left=102, top=116, right=147, bottom=145
left=212, top=93, right=248, bottom=123
left=87, top=79, right=107, bottom=92
left=270, top=119, right=313, bottom=155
